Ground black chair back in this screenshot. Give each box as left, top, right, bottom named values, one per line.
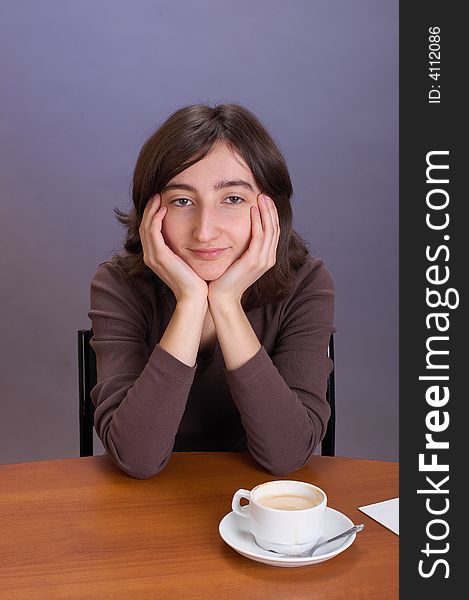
left=322, top=334, right=336, bottom=456
left=78, top=329, right=96, bottom=457
left=78, top=330, right=336, bottom=458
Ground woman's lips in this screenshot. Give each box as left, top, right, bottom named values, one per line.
left=190, top=248, right=227, bottom=259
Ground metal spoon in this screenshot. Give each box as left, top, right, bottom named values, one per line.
left=269, top=523, right=365, bottom=557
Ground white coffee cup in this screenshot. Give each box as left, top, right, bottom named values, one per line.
left=231, top=480, right=327, bottom=555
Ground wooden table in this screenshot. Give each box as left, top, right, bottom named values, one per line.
left=0, top=453, right=398, bottom=599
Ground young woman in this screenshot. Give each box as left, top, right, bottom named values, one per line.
left=89, top=103, right=335, bottom=479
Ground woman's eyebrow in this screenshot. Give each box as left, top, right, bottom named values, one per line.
left=161, top=179, right=255, bottom=193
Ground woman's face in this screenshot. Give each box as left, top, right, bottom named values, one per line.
left=160, top=141, right=262, bottom=281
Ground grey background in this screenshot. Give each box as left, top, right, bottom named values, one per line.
left=0, top=0, right=398, bottom=465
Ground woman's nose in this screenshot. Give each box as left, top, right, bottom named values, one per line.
left=192, top=207, right=221, bottom=242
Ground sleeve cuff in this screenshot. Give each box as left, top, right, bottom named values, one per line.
left=223, top=345, right=271, bottom=384
left=148, top=344, right=198, bottom=383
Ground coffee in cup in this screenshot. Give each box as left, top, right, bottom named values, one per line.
left=257, top=492, right=322, bottom=510
left=231, top=480, right=327, bottom=555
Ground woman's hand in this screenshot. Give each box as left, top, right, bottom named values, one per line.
left=207, top=194, right=280, bottom=307
left=139, top=194, right=208, bottom=303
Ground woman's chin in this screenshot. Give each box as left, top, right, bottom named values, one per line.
left=191, top=262, right=228, bottom=282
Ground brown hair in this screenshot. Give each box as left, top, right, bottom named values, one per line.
left=113, top=103, right=309, bottom=309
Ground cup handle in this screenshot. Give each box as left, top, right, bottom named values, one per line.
left=232, top=488, right=251, bottom=519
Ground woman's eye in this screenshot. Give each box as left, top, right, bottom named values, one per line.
left=169, top=196, right=244, bottom=207
left=224, top=196, right=244, bottom=205
left=171, top=198, right=193, bottom=207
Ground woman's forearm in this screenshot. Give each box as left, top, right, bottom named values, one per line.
left=159, top=296, right=208, bottom=367
left=93, top=342, right=198, bottom=479
left=209, top=299, right=261, bottom=370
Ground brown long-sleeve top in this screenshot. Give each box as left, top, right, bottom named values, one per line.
left=88, top=254, right=335, bottom=479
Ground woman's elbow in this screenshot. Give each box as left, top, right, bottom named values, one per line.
left=101, top=433, right=171, bottom=479
left=265, top=464, right=297, bottom=477
left=265, top=456, right=312, bottom=478
left=112, top=455, right=171, bottom=479
left=254, top=451, right=312, bottom=478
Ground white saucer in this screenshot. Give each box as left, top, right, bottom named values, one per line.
left=219, top=507, right=357, bottom=567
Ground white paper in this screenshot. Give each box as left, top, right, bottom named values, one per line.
left=358, top=497, right=399, bottom=535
